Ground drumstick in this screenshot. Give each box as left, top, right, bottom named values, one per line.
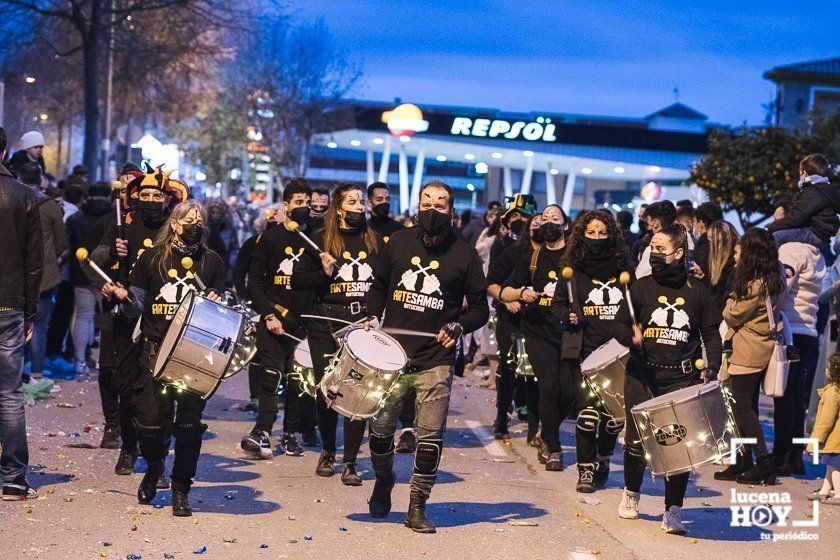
left=284, top=220, right=321, bottom=252
left=181, top=256, right=207, bottom=292
left=111, top=181, right=125, bottom=240
left=561, top=267, right=574, bottom=304
left=381, top=327, right=438, bottom=338
left=300, top=314, right=353, bottom=325
left=282, top=332, right=303, bottom=343
left=76, top=248, right=133, bottom=303
left=619, top=271, right=637, bottom=323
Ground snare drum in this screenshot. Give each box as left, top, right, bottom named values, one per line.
left=630, top=380, right=738, bottom=478
left=153, top=291, right=247, bottom=399
left=580, top=339, right=629, bottom=422
left=319, top=328, right=407, bottom=420
left=511, top=335, right=534, bottom=378
left=289, top=340, right=317, bottom=397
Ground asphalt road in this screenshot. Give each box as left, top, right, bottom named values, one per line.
left=4, top=367, right=836, bottom=560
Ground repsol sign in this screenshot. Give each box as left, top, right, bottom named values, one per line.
left=449, top=117, right=557, bottom=142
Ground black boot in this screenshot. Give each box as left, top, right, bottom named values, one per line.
left=316, top=451, right=335, bottom=477
left=736, top=454, right=777, bottom=486
left=137, top=462, right=162, bottom=504
left=714, top=452, right=754, bottom=481
left=100, top=425, right=121, bottom=449
left=404, top=493, right=436, bottom=533
left=493, top=415, right=510, bottom=440
left=368, top=471, right=396, bottom=518
left=114, top=448, right=138, bottom=475
left=341, top=463, right=362, bottom=486
left=576, top=463, right=595, bottom=493
left=593, top=458, right=610, bottom=487
left=171, top=481, right=192, bottom=517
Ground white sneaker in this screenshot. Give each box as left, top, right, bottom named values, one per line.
left=661, top=506, right=687, bottom=535
left=618, top=488, right=640, bottom=519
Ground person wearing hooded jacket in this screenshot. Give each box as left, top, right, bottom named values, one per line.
left=552, top=210, right=635, bottom=493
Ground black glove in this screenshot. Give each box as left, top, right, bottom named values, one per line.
left=442, top=322, right=463, bottom=339
left=704, top=368, right=718, bottom=381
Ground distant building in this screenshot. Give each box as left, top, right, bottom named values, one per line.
left=764, top=56, right=840, bottom=130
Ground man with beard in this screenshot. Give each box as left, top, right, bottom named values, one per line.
left=309, top=186, right=330, bottom=231
left=90, top=164, right=188, bottom=476
left=366, top=182, right=403, bottom=241
left=365, top=180, right=488, bottom=533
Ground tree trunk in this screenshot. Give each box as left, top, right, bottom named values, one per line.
left=57, top=122, right=64, bottom=177
left=81, top=0, right=104, bottom=174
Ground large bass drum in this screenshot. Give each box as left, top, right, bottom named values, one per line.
left=320, top=327, right=407, bottom=420
left=153, top=291, right=246, bottom=399
left=630, top=381, right=738, bottom=478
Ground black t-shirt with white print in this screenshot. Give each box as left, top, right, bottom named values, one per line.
left=294, top=229, right=382, bottom=306
left=367, top=227, right=489, bottom=370
left=504, top=246, right=565, bottom=346
left=128, top=245, right=226, bottom=342
left=629, top=275, right=723, bottom=379
left=552, top=268, right=635, bottom=360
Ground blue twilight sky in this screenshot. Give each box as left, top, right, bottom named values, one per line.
left=287, top=0, right=840, bottom=126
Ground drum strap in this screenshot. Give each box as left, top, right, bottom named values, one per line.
left=529, top=247, right=541, bottom=284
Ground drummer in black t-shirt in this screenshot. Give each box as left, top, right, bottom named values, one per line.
left=103, top=200, right=225, bottom=517
left=365, top=181, right=488, bottom=533
left=552, top=210, right=635, bottom=493
left=292, top=182, right=384, bottom=486
left=618, top=224, right=721, bottom=535
left=500, top=204, right=573, bottom=472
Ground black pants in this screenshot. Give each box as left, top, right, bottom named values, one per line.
left=523, top=336, right=576, bottom=453
left=496, top=314, right=539, bottom=429
left=399, top=391, right=416, bottom=429
left=46, top=280, right=74, bottom=358
left=132, top=340, right=206, bottom=487
left=773, top=333, right=819, bottom=461
left=98, top=365, right=138, bottom=452
left=308, top=304, right=366, bottom=464
left=247, top=363, right=260, bottom=400
left=564, top=359, right=622, bottom=466
left=252, top=323, right=311, bottom=435
left=726, top=370, right=767, bottom=456
left=624, top=362, right=698, bottom=509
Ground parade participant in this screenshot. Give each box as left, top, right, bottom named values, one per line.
left=618, top=224, right=722, bottom=535
left=240, top=180, right=320, bottom=459
left=367, top=182, right=403, bottom=240
left=486, top=194, right=538, bottom=441
left=635, top=200, right=677, bottom=278
left=292, top=182, right=383, bottom=485
left=500, top=204, right=572, bottom=471
left=553, top=210, right=634, bottom=493
left=91, top=165, right=187, bottom=472
left=365, top=180, right=488, bottom=533
left=103, top=200, right=225, bottom=517
left=309, top=186, right=330, bottom=230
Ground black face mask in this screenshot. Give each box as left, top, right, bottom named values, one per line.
left=342, top=210, right=366, bottom=230
left=530, top=228, right=544, bottom=244
left=539, top=222, right=564, bottom=243
left=372, top=202, right=390, bottom=218
left=509, top=219, right=528, bottom=238
left=179, top=223, right=204, bottom=245
left=650, top=251, right=686, bottom=284
left=288, top=206, right=311, bottom=225
left=417, top=209, right=452, bottom=237
left=139, top=200, right=167, bottom=224
left=583, top=237, right=609, bottom=256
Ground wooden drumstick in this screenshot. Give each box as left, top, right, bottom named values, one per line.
left=77, top=248, right=132, bottom=303
left=284, top=220, right=321, bottom=252
left=620, top=271, right=637, bottom=323
left=561, top=267, right=574, bottom=303
left=181, top=256, right=207, bottom=292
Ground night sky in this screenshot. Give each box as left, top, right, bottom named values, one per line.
left=289, top=0, right=840, bottom=126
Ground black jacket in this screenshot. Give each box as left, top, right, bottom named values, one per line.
left=767, top=179, right=840, bottom=242
left=0, top=164, right=43, bottom=321
left=66, top=198, right=114, bottom=286
left=5, top=151, right=46, bottom=178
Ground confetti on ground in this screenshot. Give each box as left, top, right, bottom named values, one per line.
left=304, top=535, right=313, bottom=541
left=578, top=496, right=601, bottom=505
left=193, top=545, right=206, bottom=554
left=223, top=538, right=237, bottom=543
left=508, top=520, right=539, bottom=526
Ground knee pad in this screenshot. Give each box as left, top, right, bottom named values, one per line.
left=604, top=417, right=625, bottom=435
left=414, top=439, right=443, bottom=476
left=576, top=408, right=599, bottom=433
left=624, top=438, right=644, bottom=458
left=369, top=432, right=395, bottom=456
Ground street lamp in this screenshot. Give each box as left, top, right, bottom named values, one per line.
left=25, top=76, right=36, bottom=84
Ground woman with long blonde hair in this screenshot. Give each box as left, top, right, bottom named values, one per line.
left=705, top=220, right=740, bottom=313
left=293, top=182, right=383, bottom=485
left=103, top=199, right=226, bottom=517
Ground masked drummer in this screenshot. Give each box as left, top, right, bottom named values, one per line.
left=241, top=179, right=320, bottom=460
left=499, top=204, right=573, bottom=472
left=486, top=195, right=540, bottom=443
left=618, top=224, right=721, bottom=534
left=291, top=182, right=384, bottom=486
left=364, top=180, right=488, bottom=533
left=102, top=200, right=225, bottom=517
left=552, top=210, right=634, bottom=493
left=90, top=164, right=187, bottom=482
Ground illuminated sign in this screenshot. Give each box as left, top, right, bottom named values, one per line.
left=449, top=117, right=557, bottom=142
left=381, top=103, right=429, bottom=137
